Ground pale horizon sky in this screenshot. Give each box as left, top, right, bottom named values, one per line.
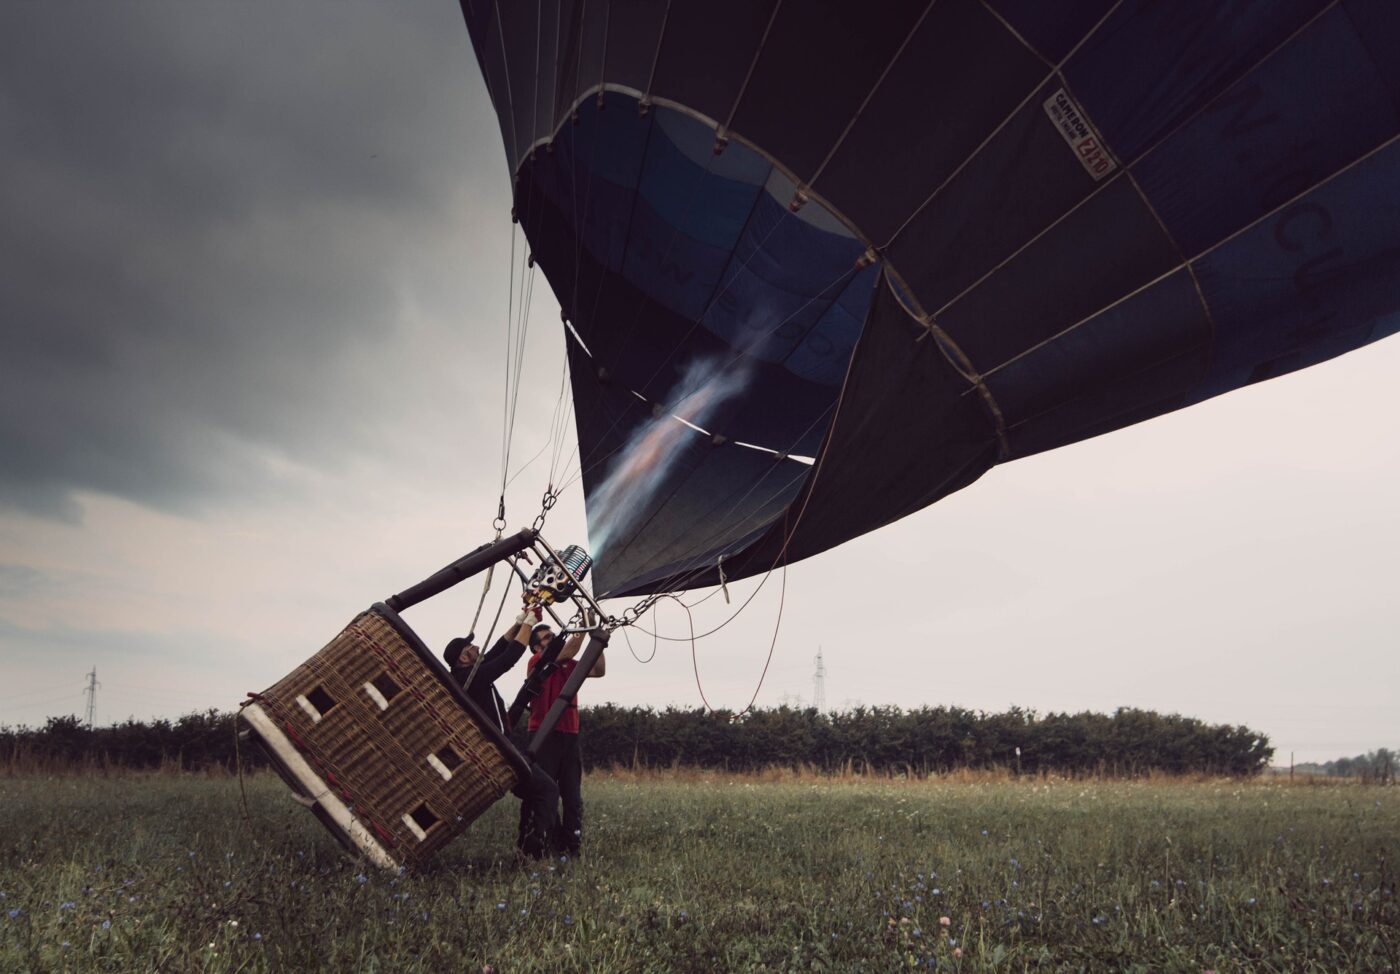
left=1, top=1, right=1395, bottom=765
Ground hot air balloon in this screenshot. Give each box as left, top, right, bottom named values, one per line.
left=460, top=0, right=1400, bottom=599
left=239, top=0, right=1400, bottom=870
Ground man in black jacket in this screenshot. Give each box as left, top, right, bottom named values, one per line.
left=443, top=605, right=540, bottom=733
left=444, top=606, right=563, bottom=859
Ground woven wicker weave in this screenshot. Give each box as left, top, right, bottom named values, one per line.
left=250, top=605, right=523, bottom=868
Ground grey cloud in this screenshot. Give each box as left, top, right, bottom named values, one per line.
left=0, top=1, right=509, bottom=518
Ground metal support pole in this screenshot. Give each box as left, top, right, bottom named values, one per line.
left=526, top=630, right=609, bottom=757
left=385, top=528, right=536, bottom=612
left=504, top=632, right=568, bottom=731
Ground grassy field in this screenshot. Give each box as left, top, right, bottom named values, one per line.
left=0, top=773, right=1395, bottom=972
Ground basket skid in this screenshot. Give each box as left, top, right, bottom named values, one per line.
left=241, top=702, right=396, bottom=869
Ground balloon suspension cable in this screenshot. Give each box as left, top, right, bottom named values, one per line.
left=620, top=618, right=657, bottom=664
left=461, top=565, right=520, bottom=694
left=682, top=559, right=787, bottom=721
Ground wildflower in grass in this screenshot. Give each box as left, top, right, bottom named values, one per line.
left=229, top=920, right=238, bottom=927
left=61, top=942, right=70, bottom=949
left=101, top=920, right=110, bottom=929
left=939, top=916, right=950, bottom=927
left=60, top=902, right=75, bottom=910
left=7, top=908, right=20, bottom=919
left=953, top=947, right=962, bottom=958
left=355, top=874, right=368, bottom=885
left=254, top=933, right=263, bottom=941
left=497, top=902, right=506, bottom=910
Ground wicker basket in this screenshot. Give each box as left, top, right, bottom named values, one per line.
left=241, top=603, right=528, bottom=869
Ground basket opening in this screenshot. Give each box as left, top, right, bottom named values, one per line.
left=364, top=672, right=403, bottom=710
left=403, top=802, right=440, bottom=841
left=435, top=745, right=463, bottom=771
left=299, top=685, right=337, bottom=721
left=371, top=672, right=402, bottom=700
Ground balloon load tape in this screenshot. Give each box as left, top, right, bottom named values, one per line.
left=524, top=544, right=592, bottom=606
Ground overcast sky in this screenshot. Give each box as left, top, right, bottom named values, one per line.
left=1, top=1, right=1395, bottom=764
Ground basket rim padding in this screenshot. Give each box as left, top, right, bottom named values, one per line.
left=368, top=601, right=532, bottom=787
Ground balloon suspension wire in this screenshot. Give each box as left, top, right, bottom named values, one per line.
left=499, top=222, right=519, bottom=501
left=620, top=618, right=657, bottom=664
left=502, top=259, right=537, bottom=490
left=462, top=563, right=521, bottom=694
left=683, top=558, right=787, bottom=720
left=505, top=351, right=571, bottom=492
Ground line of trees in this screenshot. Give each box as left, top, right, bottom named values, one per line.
left=581, top=704, right=1274, bottom=776
left=3, top=705, right=1273, bottom=776
left=1295, top=749, right=1397, bottom=784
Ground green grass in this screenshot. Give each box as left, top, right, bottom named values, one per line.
left=1, top=773, right=1396, bottom=972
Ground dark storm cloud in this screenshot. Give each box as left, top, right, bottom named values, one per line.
left=0, top=1, right=505, bottom=517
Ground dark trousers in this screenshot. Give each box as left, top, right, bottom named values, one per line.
left=517, top=730, right=582, bottom=857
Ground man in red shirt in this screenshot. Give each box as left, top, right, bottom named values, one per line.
left=517, top=623, right=604, bottom=858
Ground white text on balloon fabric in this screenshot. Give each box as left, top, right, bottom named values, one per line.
left=1044, top=88, right=1117, bottom=181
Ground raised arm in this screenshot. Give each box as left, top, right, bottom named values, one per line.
left=474, top=607, right=539, bottom=684
left=556, top=631, right=585, bottom=660
left=556, top=632, right=604, bottom=677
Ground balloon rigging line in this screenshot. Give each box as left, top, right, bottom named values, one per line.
left=489, top=0, right=519, bottom=170
left=882, top=0, right=1125, bottom=249
left=500, top=257, right=538, bottom=509
left=985, top=125, right=1400, bottom=385
left=925, top=0, right=1343, bottom=335
left=461, top=567, right=518, bottom=694
left=504, top=348, right=571, bottom=492
left=499, top=221, right=518, bottom=499
left=683, top=558, right=787, bottom=720
left=620, top=621, right=657, bottom=665
left=804, top=0, right=938, bottom=188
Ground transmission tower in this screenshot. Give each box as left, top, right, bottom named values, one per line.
left=83, top=667, right=100, bottom=728
left=812, top=647, right=826, bottom=712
